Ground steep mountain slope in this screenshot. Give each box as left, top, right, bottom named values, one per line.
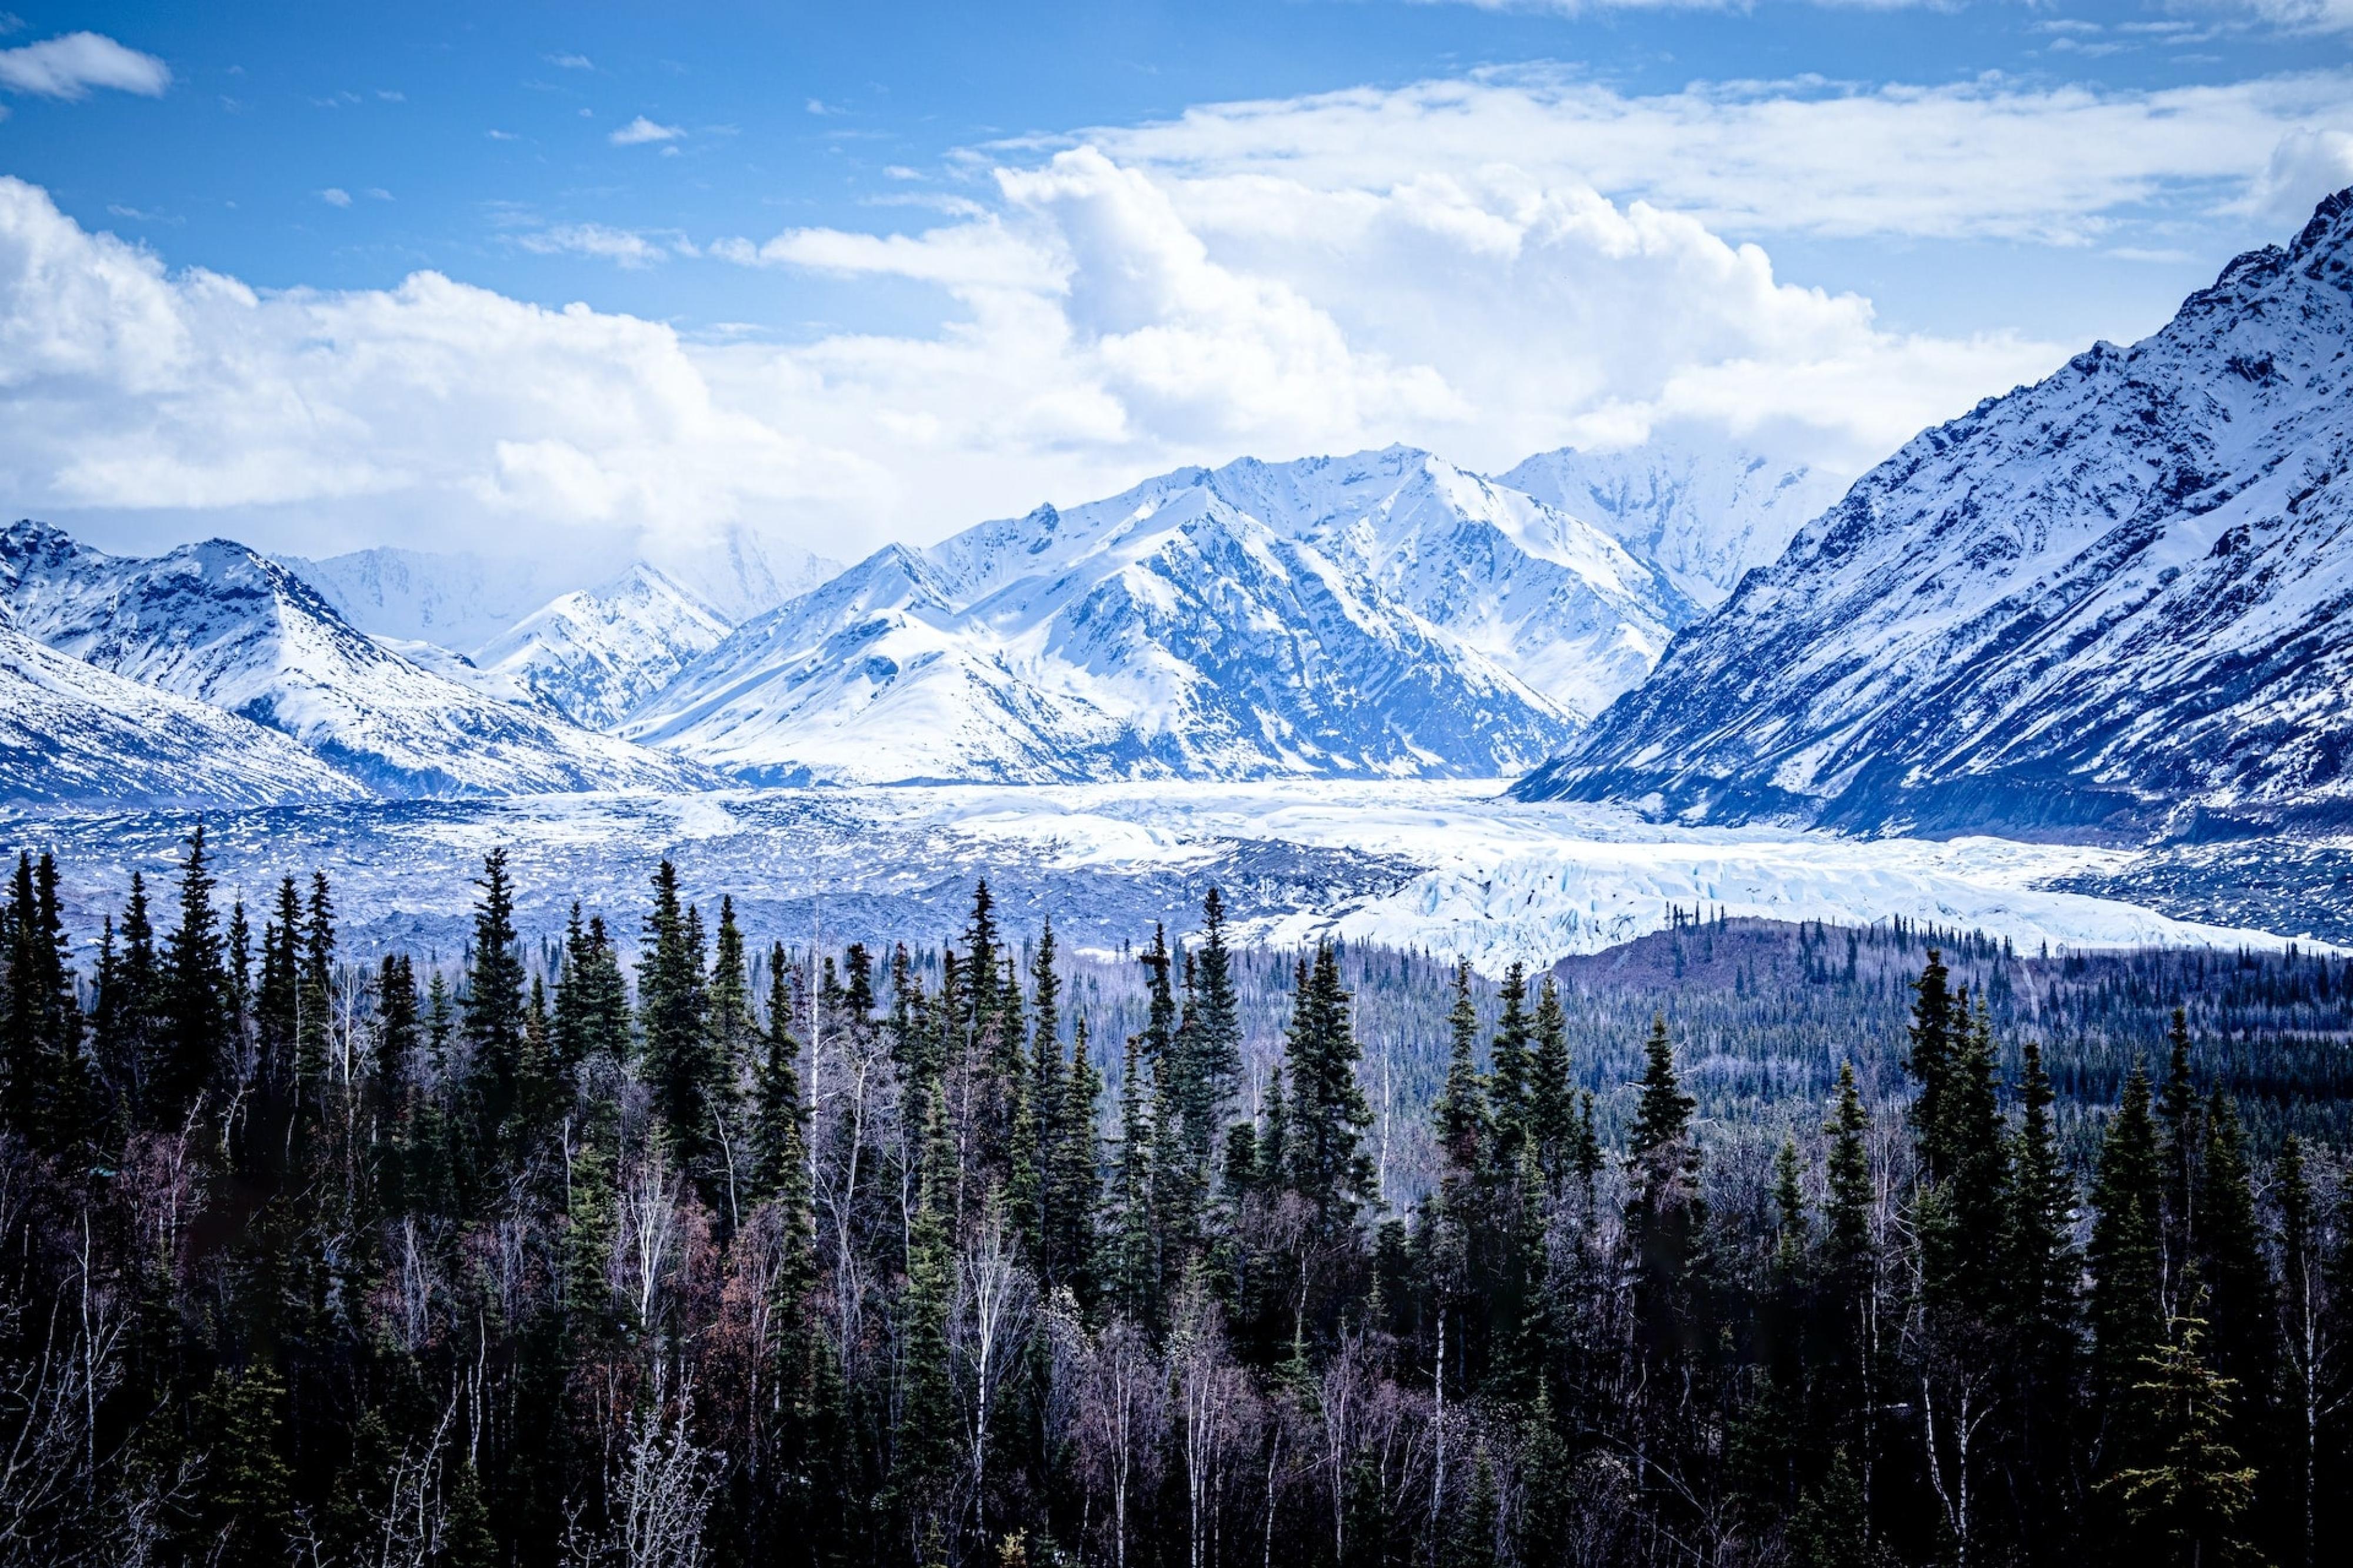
left=1501, top=443, right=1845, bottom=606
left=625, top=448, right=1691, bottom=784
left=0, top=613, right=366, bottom=809
left=1518, top=189, right=2353, bottom=842
left=478, top=565, right=732, bottom=728
left=1, top=522, right=714, bottom=798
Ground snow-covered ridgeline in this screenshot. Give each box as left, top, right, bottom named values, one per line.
left=1521, top=188, right=2353, bottom=841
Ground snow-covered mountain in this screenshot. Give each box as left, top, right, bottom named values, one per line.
left=623, top=447, right=1693, bottom=784
left=1518, top=189, right=2353, bottom=842
left=1501, top=443, right=1845, bottom=607
left=0, top=612, right=365, bottom=810
left=279, top=547, right=576, bottom=657
left=643, top=526, right=842, bottom=626
left=478, top=565, right=732, bottom=728
left=1, top=522, right=715, bottom=799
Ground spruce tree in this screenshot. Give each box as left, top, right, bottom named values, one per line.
left=1488, top=962, right=1533, bottom=1162
left=1048, top=1014, right=1102, bottom=1303
left=463, top=848, right=528, bottom=1134
left=1193, top=887, right=1243, bottom=1145
left=2103, top=1317, right=2259, bottom=1568
left=257, top=875, right=301, bottom=1092
left=639, top=860, right=721, bottom=1185
left=1431, top=959, right=1491, bottom=1180
left=1527, top=976, right=1576, bottom=1189
left=1279, top=942, right=1374, bottom=1234
left=295, top=870, right=335, bottom=1089
left=751, top=943, right=809, bottom=1212
left=2195, top=1093, right=2274, bottom=1472
left=1014, top=920, right=1061, bottom=1262
left=1625, top=1013, right=1701, bottom=1367
left=1905, top=948, right=1958, bottom=1181
left=1110, top=1030, right=1159, bottom=1326
left=2092, top=1063, right=2167, bottom=1421
left=155, top=824, right=229, bottom=1126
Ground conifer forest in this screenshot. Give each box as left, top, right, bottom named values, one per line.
left=6, top=826, right=2353, bottom=1568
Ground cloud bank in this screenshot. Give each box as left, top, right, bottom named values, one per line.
left=8, top=64, right=2352, bottom=565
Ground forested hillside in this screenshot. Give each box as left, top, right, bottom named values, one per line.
left=2, top=830, right=2351, bottom=1567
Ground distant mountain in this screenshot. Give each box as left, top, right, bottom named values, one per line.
left=1517, top=189, right=2353, bottom=842
left=279, top=547, right=575, bottom=657
left=644, top=526, right=842, bottom=626
left=1, top=522, right=715, bottom=799
left=1501, top=443, right=1845, bottom=607
left=0, top=612, right=365, bottom=810
left=623, top=447, right=1692, bottom=784
left=478, top=565, right=732, bottom=729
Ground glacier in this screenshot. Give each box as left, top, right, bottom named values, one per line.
left=4, top=782, right=2321, bottom=981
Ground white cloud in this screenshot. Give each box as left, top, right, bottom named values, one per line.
left=12, top=65, right=2349, bottom=566
left=0, top=31, right=169, bottom=98
left=548, top=52, right=594, bottom=70
left=320, top=188, right=352, bottom=208
left=1076, top=66, right=2353, bottom=244
left=2206, top=0, right=2353, bottom=34
left=0, top=154, right=2063, bottom=568
left=517, top=223, right=690, bottom=268
left=2239, top=126, right=2353, bottom=223
left=609, top=115, right=683, bottom=146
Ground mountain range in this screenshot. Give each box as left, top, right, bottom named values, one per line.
left=0, top=523, right=712, bottom=799
left=1517, top=188, right=2353, bottom=842
left=8, top=188, right=2349, bottom=837
left=619, top=448, right=1696, bottom=783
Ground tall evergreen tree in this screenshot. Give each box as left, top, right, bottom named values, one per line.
left=463, top=848, right=528, bottom=1135
left=1905, top=948, right=1958, bottom=1181
left=1110, top=1030, right=1159, bottom=1325
left=2092, top=1063, right=2167, bottom=1429
left=1625, top=1013, right=1701, bottom=1367
left=1488, top=963, right=1533, bottom=1162
left=639, top=860, right=721, bottom=1185
left=1527, top=977, right=1576, bottom=1189
left=1279, top=942, right=1374, bottom=1235
left=2195, top=1094, right=2274, bottom=1476
left=154, top=824, right=229, bottom=1126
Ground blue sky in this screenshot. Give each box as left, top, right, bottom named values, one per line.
left=2, top=0, right=2349, bottom=566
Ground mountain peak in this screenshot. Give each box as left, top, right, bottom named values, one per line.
left=1520, top=188, right=2353, bottom=841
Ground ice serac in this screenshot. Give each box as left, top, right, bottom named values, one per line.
left=624, top=447, right=1695, bottom=783
left=1517, top=189, right=2353, bottom=842
left=1, top=522, right=716, bottom=799
left=0, top=617, right=366, bottom=809
left=478, top=565, right=732, bottom=729
left=1501, top=442, right=1845, bottom=608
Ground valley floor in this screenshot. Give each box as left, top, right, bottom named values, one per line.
left=6, top=779, right=2325, bottom=969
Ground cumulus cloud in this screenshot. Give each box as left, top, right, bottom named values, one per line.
left=1078, top=67, right=2353, bottom=244
left=609, top=115, right=683, bottom=146
left=2241, top=126, right=2353, bottom=222
left=0, top=153, right=2064, bottom=566
left=0, top=31, right=169, bottom=98
left=319, top=188, right=352, bottom=208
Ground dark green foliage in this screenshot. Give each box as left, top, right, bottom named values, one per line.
left=6, top=841, right=2351, bottom=1568
left=2094, top=1062, right=2168, bottom=1429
